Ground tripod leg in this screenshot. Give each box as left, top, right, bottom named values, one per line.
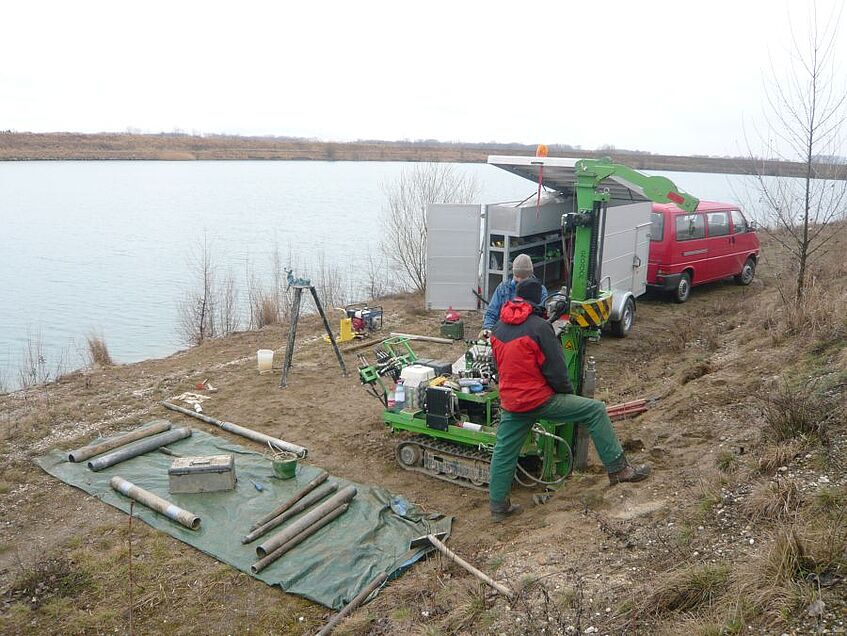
left=280, top=287, right=303, bottom=388
left=310, top=286, right=348, bottom=376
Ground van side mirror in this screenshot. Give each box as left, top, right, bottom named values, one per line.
left=748, top=220, right=758, bottom=232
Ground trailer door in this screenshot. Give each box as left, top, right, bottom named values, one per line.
left=425, top=204, right=481, bottom=311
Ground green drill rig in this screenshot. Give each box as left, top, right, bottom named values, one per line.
left=358, top=156, right=698, bottom=490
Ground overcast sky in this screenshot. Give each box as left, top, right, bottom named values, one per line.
left=1, top=0, right=844, bottom=157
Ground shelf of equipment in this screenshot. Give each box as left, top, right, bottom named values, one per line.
left=483, top=194, right=570, bottom=299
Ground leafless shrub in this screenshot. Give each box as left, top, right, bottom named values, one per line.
left=509, top=568, right=586, bottom=636
left=756, top=375, right=840, bottom=444
left=380, top=163, right=479, bottom=293
left=361, top=252, right=390, bottom=300
left=311, top=251, right=347, bottom=311
left=17, top=329, right=68, bottom=388
left=178, top=235, right=240, bottom=344
left=216, top=271, right=239, bottom=336
left=178, top=235, right=218, bottom=346
left=85, top=333, right=113, bottom=367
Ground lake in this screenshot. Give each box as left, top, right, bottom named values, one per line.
left=0, top=160, right=758, bottom=388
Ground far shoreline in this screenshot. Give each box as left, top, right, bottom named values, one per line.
left=0, top=131, right=826, bottom=179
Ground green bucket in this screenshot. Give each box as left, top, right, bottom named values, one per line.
left=272, top=454, right=298, bottom=479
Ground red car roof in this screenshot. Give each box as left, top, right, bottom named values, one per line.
left=653, top=200, right=739, bottom=215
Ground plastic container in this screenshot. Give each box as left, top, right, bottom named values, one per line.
left=272, top=453, right=298, bottom=479
left=394, top=381, right=406, bottom=410
left=257, top=349, right=274, bottom=374
left=387, top=391, right=396, bottom=411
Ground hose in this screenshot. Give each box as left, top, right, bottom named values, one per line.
left=513, top=426, right=574, bottom=487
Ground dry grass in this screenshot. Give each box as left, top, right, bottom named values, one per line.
left=755, top=438, right=808, bottom=474
left=85, top=333, right=113, bottom=367
left=743, top=479, right=802, bottom=522
left=756, top=375, right=840, bottom=444
left=634, top=562, right=731, bottom=617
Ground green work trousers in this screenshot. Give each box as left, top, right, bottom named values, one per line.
left=489, top=393, right=625, bottom=503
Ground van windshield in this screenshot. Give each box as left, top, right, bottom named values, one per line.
left=650, top=212, right=664, bottom=242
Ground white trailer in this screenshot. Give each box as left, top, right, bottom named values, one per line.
left=425, top=156, right=652, bottom=336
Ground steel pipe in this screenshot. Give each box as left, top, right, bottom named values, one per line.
left=257, top=485, right=357, bottom=557
left=87, top=427, right=192, bottom=472
left=251, top=504, right=349, bottom=574
left=242, top=482, right=338, bottom=544
left=110, top=476, right=201, bottom=530
left=316, top=571, right=388, bottom=636
left=250, top=470, right=328, bottom=530
left=68, top=420, right=172, bottom=462
left=160, top=401, right=307, bottom=457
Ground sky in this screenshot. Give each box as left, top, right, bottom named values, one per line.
left=1, top=0, right=845, bottom=157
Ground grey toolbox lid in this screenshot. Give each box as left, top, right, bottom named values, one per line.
left=169, top=454, right=234, bottom=475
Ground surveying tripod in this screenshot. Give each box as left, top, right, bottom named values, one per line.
left=279, top=270, right=347, bottom=388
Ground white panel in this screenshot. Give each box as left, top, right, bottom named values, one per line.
left=601, top=202, right=651, bottom=297
left=425, top=204, right=481, bottom=310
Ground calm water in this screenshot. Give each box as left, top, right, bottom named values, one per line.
left=0, top=160, right=756, bottom=386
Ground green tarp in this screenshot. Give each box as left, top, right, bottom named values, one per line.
left=36, top=427, right=451, bottom=610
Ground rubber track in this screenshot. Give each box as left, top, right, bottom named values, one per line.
left=395, top=435, right=493, bottom=492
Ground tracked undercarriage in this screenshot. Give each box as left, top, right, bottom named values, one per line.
left=394, top=435, right=492, bottom=491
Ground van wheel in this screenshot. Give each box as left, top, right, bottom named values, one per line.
left=734, top=258, right=756, bottom=285
left=610, top=297, right=635, bottom=337
left=674, top=272, right=691, bottom=303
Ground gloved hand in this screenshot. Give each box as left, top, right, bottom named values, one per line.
left=477, top=329, right=491, bottom=339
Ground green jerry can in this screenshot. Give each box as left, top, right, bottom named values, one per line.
left=440, top=320, right=464, bottom=340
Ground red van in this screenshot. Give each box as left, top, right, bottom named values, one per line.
left=647, top=201, right=759, bottom=302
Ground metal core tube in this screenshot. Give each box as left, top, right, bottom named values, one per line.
left=256, top=485, right=357, bottom=557
left=109, top=476, right=201, bottom=530
left=87, top=427, right=192, bottom=472
left=242, top=482, right=338, bottom=544
left=160, top=401, right=307, bottom=457
left=68, top=420, right=172, bottom=462
left=251, top=504, right=349, bottom=574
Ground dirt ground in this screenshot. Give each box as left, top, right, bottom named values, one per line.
left=1, top=242, right=846, bottom=635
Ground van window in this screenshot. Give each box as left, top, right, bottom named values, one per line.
left=730, top=209, right=748, bottom=233
left=706, top=212, right=730, bottom=237
left=675, top=214, right=705, bottom=241
left=650, top=212, right=664, bottom=241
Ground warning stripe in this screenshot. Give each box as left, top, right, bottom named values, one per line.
left=570, top=297, right=613, bottom=328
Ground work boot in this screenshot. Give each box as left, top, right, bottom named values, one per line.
left=490, top=499, right=523, bottom=523
left=608, top=462, right=651, bottom=485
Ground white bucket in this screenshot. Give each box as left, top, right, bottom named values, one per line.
left=257, top=349, right=274, bottom=374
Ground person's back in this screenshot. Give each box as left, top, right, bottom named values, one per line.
left=491, top=296, right=571, bottom=413
left=486, top=278, right=650, bottom=523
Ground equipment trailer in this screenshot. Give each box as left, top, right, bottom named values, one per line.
left=359, top=154, right=698, bottom=490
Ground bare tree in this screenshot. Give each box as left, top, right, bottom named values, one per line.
left=380, top=163, right=480, bottom=293
left=217, top=271, right=239, bottom=336
left=749, top=2, right=847, bottom=303
left=179, top=235, right=218, bottom=345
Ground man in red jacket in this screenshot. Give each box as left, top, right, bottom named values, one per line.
left=488, top=278, right=650, bottom=522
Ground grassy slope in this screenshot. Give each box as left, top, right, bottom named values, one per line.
left=0, top=230, right=845, bottom=635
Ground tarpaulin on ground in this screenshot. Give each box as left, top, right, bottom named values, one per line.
left=36, top=426, right=451, bottom=610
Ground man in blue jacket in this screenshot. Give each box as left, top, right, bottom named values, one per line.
left=482, top=253, right=548, bottom=335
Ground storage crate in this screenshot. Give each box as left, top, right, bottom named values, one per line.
left=169, top=455, right=236, bottom=494
left=440, top=320, right=464, bottom=340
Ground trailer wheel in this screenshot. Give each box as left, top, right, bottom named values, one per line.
left=673, top=272, right=691, bottom=303
left=610, top=297, right=635, bottom=337
left=734, top=258, right=756, bottom=286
